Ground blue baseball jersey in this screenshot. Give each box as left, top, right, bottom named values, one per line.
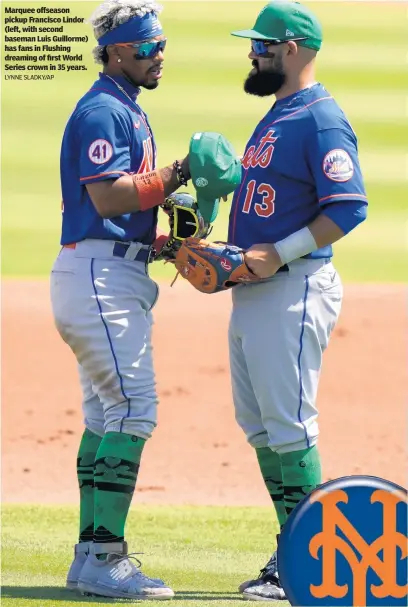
left=60, top=73, right=158, bottom=245
left=228, top=83, right=368, bottom=258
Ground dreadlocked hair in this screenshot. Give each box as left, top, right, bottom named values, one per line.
left=88, top=0, right=163, bottom=64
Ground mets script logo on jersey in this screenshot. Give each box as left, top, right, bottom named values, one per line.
left=138, top=138, right=154, bottom=174
left=277, top=475, right=408, bottom=606
left=323, top=149, right=354, bottom=182
left=242, top=130, right=278, bottom=170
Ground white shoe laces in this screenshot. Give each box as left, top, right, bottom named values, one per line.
left=108, top=552, right=159, bottom=582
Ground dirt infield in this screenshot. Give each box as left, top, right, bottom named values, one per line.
left=2, top=280, right=406, bottom=506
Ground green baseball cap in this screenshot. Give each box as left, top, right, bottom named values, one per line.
left=231, top=1, right=323, bottom=52
left=189, top=132, right=242, bottom=223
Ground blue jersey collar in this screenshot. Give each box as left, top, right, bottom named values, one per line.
left=99, top=72, right=141, bottom=101
left=273, top=82, right=321, bottom=108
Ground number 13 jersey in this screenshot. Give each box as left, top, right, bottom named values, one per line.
left=228, top=83, right=367, bottom=259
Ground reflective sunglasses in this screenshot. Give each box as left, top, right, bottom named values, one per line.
left=115, top=38, right=167, bottom=59
left=251, top=38, right=307, bottom=56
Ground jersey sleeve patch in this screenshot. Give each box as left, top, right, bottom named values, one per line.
left=88, top=139, right=113, bottom=165
left=322, top=149, right=354, bottom=182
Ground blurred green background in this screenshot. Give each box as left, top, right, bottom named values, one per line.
left=2, top=1, right=407, bottom=281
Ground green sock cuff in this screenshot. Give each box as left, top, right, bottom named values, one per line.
left=256, top=446, right=280, bottom=469
left=78, top=429, right=103, bottom=479
left=78, top=429, right=103, bottom=463
left=280, top=445, right=322, bottom=486
left=95, top=432, right=146, bottom=461
left=280, top=446, right=322, bottom=516
left=82, top=427, right=103, bottom=446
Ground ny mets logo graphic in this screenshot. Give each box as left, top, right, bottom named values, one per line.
left=310, top=487, right=407, bottom=606
left=277, top=476, right=408, bottom=606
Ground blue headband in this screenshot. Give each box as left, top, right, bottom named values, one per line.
left=98, top=12, right=163, bottom=46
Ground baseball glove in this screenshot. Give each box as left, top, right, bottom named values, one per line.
left=154, top=192, right=212, bottom=261
left=173, top=237, right=261, bottom=294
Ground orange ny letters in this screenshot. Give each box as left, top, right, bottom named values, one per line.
left=309, top=488, right=407, bottom=607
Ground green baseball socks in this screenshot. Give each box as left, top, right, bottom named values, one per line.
left=256, top=445, right=322, bottom=526
left=93, top=432, right=145, bottom=545
left=77, top=428, right=102, bottom=542
left=280, top=446, right=322, bottom=517
left=76, top=429, right=146, bottom=550
left=256, top=447, right=288, bottom=527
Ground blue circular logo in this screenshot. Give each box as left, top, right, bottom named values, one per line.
left=277, top=476, right=407, bottom=606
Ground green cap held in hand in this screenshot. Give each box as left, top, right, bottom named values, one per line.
left=231, top=1, right=323, bottom=52
left=189, top=132, right=242, bottom=223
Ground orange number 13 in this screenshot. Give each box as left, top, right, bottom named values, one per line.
left=242, top=180, right=276, bottom=217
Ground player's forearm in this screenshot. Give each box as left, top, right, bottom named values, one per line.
left=86, top=157, right=190, bottom=218
left=269, top=214, right=343, bottom=268
left=245, top=214, right=345, bottom=278
left=301, top=200, right=368, bottom=251
left=307, top=213, right=345, bottom=249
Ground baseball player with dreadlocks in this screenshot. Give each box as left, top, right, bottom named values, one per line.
left=49, top=0, right=224, bottom=600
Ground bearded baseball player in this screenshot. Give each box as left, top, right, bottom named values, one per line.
left=172, top=1, right=368, bottom=601
left=49, top=0, right=230, bottom=600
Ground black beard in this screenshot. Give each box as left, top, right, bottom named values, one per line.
left=121, top=69, right=142, bottom=89
left=244, top=67, right=286, bottom=97
left=142, top=81, right=159, bottom=90
left=121, top=67, right=159, bottom=91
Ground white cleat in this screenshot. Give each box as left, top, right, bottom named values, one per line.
left=77, top=542, right=174, bottom=600
left=66, top=541, right=92, bottom=590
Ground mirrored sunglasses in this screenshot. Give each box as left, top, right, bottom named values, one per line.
left=251, top=38, right=307, bottom=56
left=115, top=38, right=167, bottom=59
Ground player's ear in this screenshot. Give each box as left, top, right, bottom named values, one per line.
left=286, top=41, right=299, bottom=56
left=107, top=44, right=122, bottom=63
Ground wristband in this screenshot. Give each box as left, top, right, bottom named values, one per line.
left=173, top=160, right=188, bottom=187
left=133, top=171, right=165, bottom=211
left=274, top=227, right=318, bottom=265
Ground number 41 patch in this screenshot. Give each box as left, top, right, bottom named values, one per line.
left=88, top=139, right=113, bottom=164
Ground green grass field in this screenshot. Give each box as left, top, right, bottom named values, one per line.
left=1, top=1, right=407, bottom=281
left=2, top=504, right=285, bottom=607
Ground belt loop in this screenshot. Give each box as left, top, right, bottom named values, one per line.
left=123, top=242, right=142, bottom=260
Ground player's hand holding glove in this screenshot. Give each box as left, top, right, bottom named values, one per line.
left=153, top=192, right=212, bottom=261
left=173, top=237, right=263, bottom=294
